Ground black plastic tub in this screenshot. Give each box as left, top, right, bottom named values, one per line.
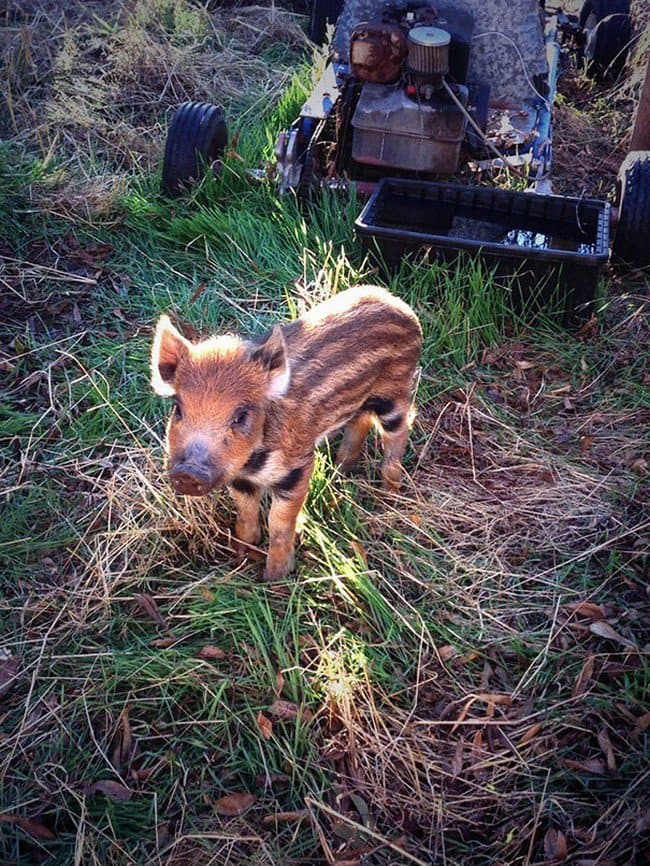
left=355, top=179, right=611, bottom=325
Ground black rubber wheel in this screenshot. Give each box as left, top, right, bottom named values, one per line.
left=162, top=101, right=228, bottom=197
left=297, top=138, right=320, bottom=205
left=612, top=150, right=650, bottom=266
left=309, top=0, right=343, bottom=45
left=578, top=0, right=631, bottom=81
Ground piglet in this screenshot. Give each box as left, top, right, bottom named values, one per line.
left=151, top=285, right=422, bottom=580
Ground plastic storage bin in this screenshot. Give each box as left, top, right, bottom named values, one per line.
left=355, top=179, right=611, bottom=324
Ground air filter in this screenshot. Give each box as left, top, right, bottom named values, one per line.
left=407, top=26, right=451, bottom=78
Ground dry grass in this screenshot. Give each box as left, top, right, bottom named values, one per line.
left=9, top=362, right=640, bottom=862
left=1, top=1, right=648, bottom=864
left=1, top=0, right=308, bottom=218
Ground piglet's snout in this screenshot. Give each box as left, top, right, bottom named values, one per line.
left=169, top=441, right=221, bottom=496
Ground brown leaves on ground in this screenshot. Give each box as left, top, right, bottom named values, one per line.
left=544, top=828, right=568, bottom=861
left=551, top=600, right=639, bottom=650
left=256, top=711, right=273, bottom=740
left=134, top=592, right=168, bottom=629
left=85, top=780, right=133, bottom=802
left=269, top=698, right=314, bottom=723
left=0, top=812, right=56, bottom=840
left=256, top=698, right=315, bottom=740
left=196, top=645, right=227, bottom=661
left=212, top=792, right=255, bottom=817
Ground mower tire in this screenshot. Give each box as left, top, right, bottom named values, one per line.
left=579, top=0, right=632, bottom=81
left=162, top=101, right=228, bottom=197
left=612, top=151, right=650, bottom=267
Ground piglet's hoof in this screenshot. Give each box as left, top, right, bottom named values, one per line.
left=262, top=551, right=295, bottom=582
left=233, top=539, right=265, bottom=563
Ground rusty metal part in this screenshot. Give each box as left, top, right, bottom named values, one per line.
left=350, top=20, right=408, bottom=83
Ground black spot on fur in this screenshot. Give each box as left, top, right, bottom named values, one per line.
left=273, top=465, right=304, bottom=498
left=362, top=396, right=394, bottom=416
left=380, top=413, right=404, bottom=433
left=230, top=478, right=258, bottom=495
left=242, top=448, right=268, bottom=474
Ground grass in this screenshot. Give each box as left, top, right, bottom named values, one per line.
left=1, top=1, right=649, bottom=864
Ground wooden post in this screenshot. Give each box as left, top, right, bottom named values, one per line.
left=630, top=55, right=650, bottom=151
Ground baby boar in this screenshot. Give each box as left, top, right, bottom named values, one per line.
left=151, top=285, right=422, bottom=581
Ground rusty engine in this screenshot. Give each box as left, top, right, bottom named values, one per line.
left=276, top=1, right=483, bottom=190
left=347, top=3, right=474, bottom=174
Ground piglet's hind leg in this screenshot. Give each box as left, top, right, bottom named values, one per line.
left=377, top=397, right=413, bottom=491
left=336, top=412, right=373, bottom=474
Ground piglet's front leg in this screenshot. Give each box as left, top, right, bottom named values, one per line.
left=263, top=458, right=314, bottom=581
left=229, top=481, right=263, bottom=560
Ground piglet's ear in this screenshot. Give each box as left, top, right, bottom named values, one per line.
left=151, top=315, right=189, bottom=396
left=248, top=325, right=290, bottom=399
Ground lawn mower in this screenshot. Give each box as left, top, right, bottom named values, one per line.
left=161, top=0, right=649, bottom=321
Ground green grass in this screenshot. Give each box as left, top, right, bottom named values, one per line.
left=1, top=2, right=649, bottom=864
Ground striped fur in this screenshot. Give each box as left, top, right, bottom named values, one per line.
left=151, top=285, right=422, bottom=580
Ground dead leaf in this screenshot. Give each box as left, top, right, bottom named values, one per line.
left=554, top=426, right=573, bottom=445
left=634, top=710, right=650, bottom=737
left=111, top=707, right=133, bottom=772
left=149, top=636, right=177, bottom=649
left=544, top=828, right=568, bottom=860
left=577, top=315, right=598, bottom=340
left=0, top=812, right=56, bottom=840
left=566, top=601, right=605, bottom=621
left=257, top=712, right=273, bottom=740
left=269, top=699, right=313, bottom=723
left=275, top=670, right=285, bottom=695
left=635, top=810, right=650, bottom=833
left=213, top=792, right=255, bottom=816
left=0, top=654, right=19, bottom=699
left=348, top=792, right=373, bottom=828
left=131, top=756, right=169, bottom=782
left=562, top=757, right=607, bottom=774
left=270, top=699, right=299, bottom=720
left=475, top=693, right=512, bottom=707
left=255, top=773, right=290, bottom=786
left=438, top=645, right=458, bottom=661
left=589, top=620, right=635, bottom=648
left=87, top=780, right=132, bottom=802
left=630, top=457, right=648, bottom=476
left=134, top=593, right=167, bottom=629
left=573, top=655, right=595, bottom=697
left=451, top=739, right=464, bottom=776
left=350, top=540, right=367, bottom=567
left=597, top=728, right=617, bottom=773
left=519, top=723, right=543, bottom=746
left=580, top=435, right=595, bottom=452
left=262, top=810, right=309, bottom=825
left=196, top=645, right=226, bottom=660
left=189, top=282, right=207, bottom=305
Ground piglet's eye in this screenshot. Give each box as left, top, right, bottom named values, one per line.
left=172, top=398, right=183, bottom=420
left=231, top=407, right=250, bottom=430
